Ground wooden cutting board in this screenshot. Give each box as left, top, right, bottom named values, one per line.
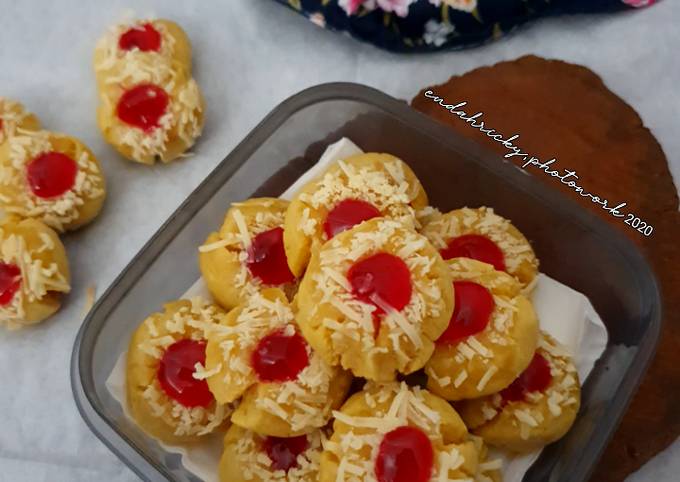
left=411, top=55, right=679, bottom=482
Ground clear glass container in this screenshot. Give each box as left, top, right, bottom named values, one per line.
left=71, top=82, right=662, bottom=482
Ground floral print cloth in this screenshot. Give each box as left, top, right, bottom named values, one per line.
left=275, top=0, right=658, bottom=52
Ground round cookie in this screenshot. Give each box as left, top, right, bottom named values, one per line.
left=219, top=425, right=326, bottom=482
left=198, top=198, right=297, bottom=310
left=458, top=332, right=581, bottom=453
left=204, top=288, right=352, bottom=437
left=126, top=297, right=232, bottom=444
left=426, top=258, right=539, bottom=401
left=319, top=382, right=480, bottom=482
left=421, top=207, right=539, bottom=289
left=0, top=98, right=40, bottom=145
left=296, top=218, right=453, bottom=381
left=0, top=130, right=106, bottom=232
left=0, top=217, right=70, bottom=329
left=283, top=152, right=428, bottom=277
left=94, top=18, right=192, bottom=86
left=96, top=60, right=204, bottom=164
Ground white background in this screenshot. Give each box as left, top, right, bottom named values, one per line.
left=0, top=0, right=678, bottom=481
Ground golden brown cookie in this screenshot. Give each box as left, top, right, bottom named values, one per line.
left=0, top=131, right=106, bottom=231
left=283, top=152, right=428, bottom=277
left=198, top=198, right=297, bottom=310
left=126, top=298, right=232, bottom=444
left=93, top=19, right=192, bottom=86
left=205, top=288, right=351, bottom=437
left=0, top=217, right=70, bottom=329
left=0, top=98, right=40, bottom=145
left=426, top=258, right=539, bottom=401
left=470, top=434, right=504, bottom=482
left=94, top=19, right=204, bottom=164
left=319, top=382, right=479, bottom=482
left=219, top=425, right=326, bottom=482
left=458, top=332, right=581, bottom=453
left=296, top=218, right=453, bottom=381
left=421, top=207, right=539, bottom=289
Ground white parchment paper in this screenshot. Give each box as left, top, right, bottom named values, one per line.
left=106, top=138, right=608, bottom=482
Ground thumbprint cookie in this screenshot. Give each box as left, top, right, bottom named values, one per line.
left=283, top=152, right=428, bottom=277
left=198, top=198, right=297, bottom=310
left=426, top=258, right=539, bottom=401
left=204, top=288, right=352, bottom=437
left=219, top=425, right=326, bottom=482
left=296, top=218, right=453, bottom=382
left=126, top=298, right=232, bottom=444
left=0, top=131, right=106, bottom=232
left=94, top=19, right=192, bottom=85
left=458, top=332, right=581, bottom=453
left=319, top=382, right=480, bottom=482
left=422, top=207, right=539, bottom=289
left=0, top=218, right=70, bottom=329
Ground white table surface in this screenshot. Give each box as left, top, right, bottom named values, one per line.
left=0, top=1, right=678, bottom=481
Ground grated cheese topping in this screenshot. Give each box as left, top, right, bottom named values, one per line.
left=199, top=201, right=296, bottom=299
left=94, top=19, right=178, bottom=74
left=325, top=382, right=474, bottom=482
left=0, top=98, right=34, bottom=145
left=297, top=157, right=421, bottom=239
left=0, top=131, right=105, bottom=231
left=422, top=207, right=538, bottom=278
left=232, top=427, right=325, bottom=481
left=207, top=291, right=338, bottom=431
left=135, top=297, right=233, bottom=436
left=0, top=224, right=70, bottom=329
left=311, top=219, right=446, bottom=373
left=485, top=333, right=579, bottom=438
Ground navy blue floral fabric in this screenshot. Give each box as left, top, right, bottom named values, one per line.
left=273, top=0, right=657, bottom=52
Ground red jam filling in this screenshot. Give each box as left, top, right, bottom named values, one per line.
left=375, top=426, right=434, bottom=482
left=0, top=263, right=21, bottom=306
left=157, top=339, right=214, bottom=408
left=437, top=281, right=495, bottom=345
left=116, top=84, right=169, bottom=132
left=246, top=227, right=296, bottom=286
left=26, top=152, right=78, bottom=199
left=323, top=199, right=381, bottom=239
left=347, top=253, right=412, bottom=334
left=263, top=435, right=309, bottom=472
left=118, top=23, right=162, bottom=52
left=440, top=234, right=506, bottom=272
left=251, top=329, right=309, bottom=382
left=501, top=352, right=553, bottom=404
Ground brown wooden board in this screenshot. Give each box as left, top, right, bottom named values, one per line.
left=411, top=55, right=679, bottom=482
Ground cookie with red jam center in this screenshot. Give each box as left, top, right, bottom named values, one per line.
left=426, top=258, right=539, bottom=401
left=296, top=218, right=453, bottom=382
left=0, top=131, right=106, bottom=232
left=199, top=198, right=298, bottom=310
left=219, top=425, right=327, bottom=482
left=458, top=332, right=581, bottom=453
left=283, top=152, right=428, bottom=278
left=204, top=288, right=352, bottom=437
left=125, top=298, right=232, bottom=444
left=422, top=207, right=539, bottom=289
left=319, top=382, right=480, bottom=482
left=0, top=217, right=70, bottom=330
